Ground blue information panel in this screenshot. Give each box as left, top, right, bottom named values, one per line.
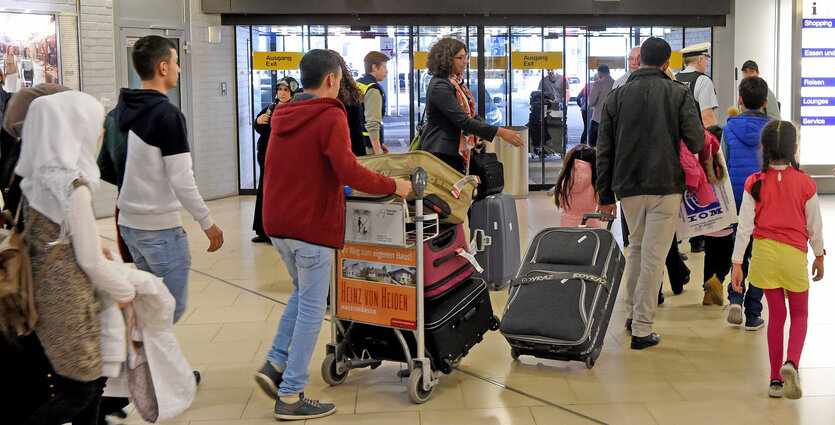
left=800, top=1, right=835, bottom=164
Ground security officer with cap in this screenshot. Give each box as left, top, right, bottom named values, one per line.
left=676, top=42, right=718, bottom=127
left=676, top=42, right=716, bottom=254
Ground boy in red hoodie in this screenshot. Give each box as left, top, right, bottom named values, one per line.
left=254, top=49, right=411, bottom=421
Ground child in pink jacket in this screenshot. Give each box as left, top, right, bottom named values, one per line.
left=555, top=144, right=600, bottom=228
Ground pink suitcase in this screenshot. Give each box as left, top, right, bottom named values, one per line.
left=424, top=224, right=480, bottom=299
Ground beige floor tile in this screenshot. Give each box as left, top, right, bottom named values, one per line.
left=180, top=388, right=253, bottom=420
left=184, top=305, right=277, bottom=324
left=529, top=405, right=610, bottom=425
left=420, top=406, right=536, bottom=425
left=459, top=374, right=548, bottom=409
left=198, top=361, right=265, bottom=390
left=188, top=290, right=241, bottom=307
left=311, top=411, right=421, bottom=425
left=660, top=369, right=768, bottom=401
left=354, top=371, right=466, bottom=413
left=501, top=374, right=580, bottom=405
left=566, top=372, right=684, bottom=404
left=212, top=321, right=280, bottom=342
left=172, top=323, right=222, bottom=344
left=180, top=340, right=262, bottom=364
left=749, top=395, right=835, bottom=425
left=642, top=399, right=772, bottom=425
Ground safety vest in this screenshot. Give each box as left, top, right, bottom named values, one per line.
left=675, top=70, right=708, bottom=124
left=357, top=73, right=386, bottom=146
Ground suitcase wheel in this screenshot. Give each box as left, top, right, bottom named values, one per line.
left=489, top=315, right=501, bottom=331
left=584, top=356, right=595, bottom=369
left=510, top=348, right=520, bottom=360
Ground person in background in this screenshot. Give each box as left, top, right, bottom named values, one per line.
left=577, top=82, right=589, bottom=144
left=254, top=49, right=411, bottom=420
left=4, top=46, right=20, bottom=93
left=587, top=64, right=614, bottom=146
left=596, top=37, right=704, bottom=350
left=251, top=77, right=300, bottom=244
left=715, top=76, right=772, bottom=326
left=554, top=144, right=600, bottom=228
left=420, top=38, right=524, bottom=173
left=539, top=68, right=568, bottom=109
left=741, top=60, right=780, bottom=120
left=21, top=47, right=34, bottom=87
left=332, top=52, right=367, bottom=158
left=731, top=120, right=824, bottom=400
left=612, top=46, right=640, bottom=90
left=357, top=51, right=390, bottom=155
left=677, top=42, right=718, bottom=254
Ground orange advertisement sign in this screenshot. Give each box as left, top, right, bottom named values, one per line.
left=337, top=244, right=417, bottom=329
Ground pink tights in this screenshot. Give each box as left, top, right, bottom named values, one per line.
left=763, top=288, right=809, bottom=381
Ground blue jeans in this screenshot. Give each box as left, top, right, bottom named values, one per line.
left=267, top=238, right=333, bottom=396
left=727, top=227, right=763, bottom=320
left=119, top=226, right=192, bottom=323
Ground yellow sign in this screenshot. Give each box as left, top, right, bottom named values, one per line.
left=414, top=51, right=428, bottom=69
left=470, top=56, right=508, bottom=69
left=588, top=56, right=626, bottom=70
left=670, top=51, right=683, bottom=69
left=253, top=52, right=304, bottom=70
left=511, top=52, right=563, bottom=69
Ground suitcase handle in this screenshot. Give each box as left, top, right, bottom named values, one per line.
left=433, top=245, right=467, bottom=267
left=582, top=213, right=615, bottom=231
left=471, top=228, right=492, bottom=252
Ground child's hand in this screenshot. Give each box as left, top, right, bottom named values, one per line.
left=731, top=263, right=744, bottom=293
left=812, top=256, right=824, bottom=282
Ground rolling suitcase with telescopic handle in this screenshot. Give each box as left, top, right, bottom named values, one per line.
left=499, top=213, right=624, bottom=368
left=469, top=192, right=520, bottom=290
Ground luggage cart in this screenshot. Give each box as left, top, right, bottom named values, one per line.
left=322, top=168, right=444, bottom=403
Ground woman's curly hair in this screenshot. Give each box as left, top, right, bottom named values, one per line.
left=329, top=50, right=363, bottom=105
left=427, top=38, right=467, bottom=78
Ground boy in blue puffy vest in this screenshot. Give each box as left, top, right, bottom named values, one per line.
left=721, top=76, right=772, bottom=329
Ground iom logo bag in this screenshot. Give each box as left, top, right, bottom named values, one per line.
left=676, top=163, right=738, bottom=239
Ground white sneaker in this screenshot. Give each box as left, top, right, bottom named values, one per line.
left=780, top=362, right=802, bottom=399
left=727, top=304, right=743, bottom=325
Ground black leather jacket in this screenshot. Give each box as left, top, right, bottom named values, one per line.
left=420, top=76, right=498, bottom=158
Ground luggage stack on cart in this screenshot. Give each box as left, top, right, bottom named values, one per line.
left=323, top=162, right=500, bottom=404
left=500, top=213, right=624, bottom=369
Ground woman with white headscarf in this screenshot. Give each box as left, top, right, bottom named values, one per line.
left=17, top=91, right=138, bottom=425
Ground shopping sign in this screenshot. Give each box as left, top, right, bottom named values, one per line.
left=676, top=173, right=738, bottom=239
left=337, top=244, right=417, bottom=329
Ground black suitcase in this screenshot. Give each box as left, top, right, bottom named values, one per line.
left=499, top=214, right=624, bottom=368
left=340, top=277, right=499, bottom=374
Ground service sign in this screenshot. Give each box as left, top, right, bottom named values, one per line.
left=800, top=0, right=835, bottom=164
left=511, top=52, right=563, bottom=69
left=337, top=244, right=417, bottom=329
left=253, top=52, right=303, bottom=70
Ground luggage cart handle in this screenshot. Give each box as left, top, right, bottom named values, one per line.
left=582, top=213, right=615, bottom=231
left=411, top=167, right=427, bottom=200
left=345, top=194, right=398, bottom=203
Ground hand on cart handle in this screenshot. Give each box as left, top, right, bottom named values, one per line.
left=411, top=167, right=428, bottom=200
left=394, top=179, right=412, bottom=199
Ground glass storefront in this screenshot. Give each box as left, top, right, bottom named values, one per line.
left=236, top=25, right=713, bottom=192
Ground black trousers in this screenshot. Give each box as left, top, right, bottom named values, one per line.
left=588, top=120, right=600, bottom=147
left=24, top=376, right=107, bottom=425
left=580, top=108, right=589, bottom=144
left=252, top=160, right=266, bottom=237
left=703, top=234, right=734, bottom=283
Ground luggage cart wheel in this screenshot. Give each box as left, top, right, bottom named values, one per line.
left=407, top=368, right=434, bottom=404
left=510, top=348, right=520, bottom=360
left=489, top=315, right=501, bottom=331
left=321, top=353, right=348, bottom=386
left=584, top=357, right=595, bottom=369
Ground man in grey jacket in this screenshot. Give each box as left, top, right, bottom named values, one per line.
left=741, top=60, right=780, bottom=120
left=596, top=38, right=705, bottom=350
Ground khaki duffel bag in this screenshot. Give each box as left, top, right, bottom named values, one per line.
left=356, top=151, right=478, bottom=224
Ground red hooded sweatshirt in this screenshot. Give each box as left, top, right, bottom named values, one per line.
left=262, top=95, right=396, bottom=248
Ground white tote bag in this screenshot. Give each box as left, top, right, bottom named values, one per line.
left=676, top=160, right=738, bottom=239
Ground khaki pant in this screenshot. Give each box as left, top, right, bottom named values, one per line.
left=621, top=194, right=682, bottom=337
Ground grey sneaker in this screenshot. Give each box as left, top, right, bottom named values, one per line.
left=274, top=392, right=336, bottom=420
left=254, top=362, right=283, bottom=399
left=727, top=303, right=743, bottom=325
left=768, top=379, right=783, bottom=398
left=780, top=361, right=803, bottom=399
left=745, top=316, right=765, bottom=331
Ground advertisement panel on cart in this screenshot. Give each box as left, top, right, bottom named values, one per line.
left=337, top=243, right=417, bottom=329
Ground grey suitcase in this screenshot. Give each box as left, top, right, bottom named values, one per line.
left=470, top=192, right=520, bottom=290
left=499, top=214, right=624, bottom=369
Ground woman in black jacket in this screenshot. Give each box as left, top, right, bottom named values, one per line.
left=420, top=38, right=524, bottom=173
left=252, top=76, right=299, bottom=243
left=332, top=51, right=367, bottom=158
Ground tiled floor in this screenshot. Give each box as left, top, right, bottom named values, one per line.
left=98, top=193, right=835, bottom=425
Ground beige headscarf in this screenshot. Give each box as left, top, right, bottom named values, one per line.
left=1, top=83, right=71, bottom=138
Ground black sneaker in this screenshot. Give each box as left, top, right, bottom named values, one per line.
left=252, top=234, right=271, bottom=244
left=625, top=318, right=632, bottom=333
left=274, top=392, right=336, bottom=420
left=690, top=238, right=705, bottom=253
left=768, top=379, right=784, bottom=398
left=631, top=333, right=661, bottom=350
left=255, top=362, right=283, bottom=399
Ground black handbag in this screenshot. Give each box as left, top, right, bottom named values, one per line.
left=468, top=144, right=504, bottom=200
